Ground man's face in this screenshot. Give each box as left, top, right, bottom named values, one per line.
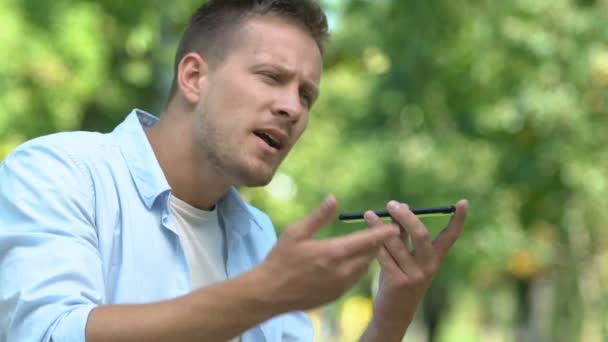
left=193, top=16, right=322, bottom=187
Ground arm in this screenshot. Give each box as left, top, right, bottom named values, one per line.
left=359, top=200, right=468, bottom=342
left=0, top=142, right=102, bottom=342
left=85, top=270, right=279, bottom=342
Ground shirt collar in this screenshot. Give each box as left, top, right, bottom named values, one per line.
left=112, top=109, right=264, bottom=231
left=218, top=187, right=266, bottom=234
left=112, top=109, right=169, bottom=209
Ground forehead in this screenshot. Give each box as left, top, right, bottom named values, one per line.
left=226, top=16, right=323, bottom=83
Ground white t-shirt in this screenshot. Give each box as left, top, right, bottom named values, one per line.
left=169, top=194, right=240, bottom=342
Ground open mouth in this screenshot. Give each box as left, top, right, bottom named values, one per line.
left=254, top=131, right=282, bottom=150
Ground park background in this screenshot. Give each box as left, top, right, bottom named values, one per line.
left=1, top=0, right=607, bottom=341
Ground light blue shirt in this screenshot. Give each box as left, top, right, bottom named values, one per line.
left=0, top=109, right=313, bottom=342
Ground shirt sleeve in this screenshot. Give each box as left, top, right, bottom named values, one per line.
left=280, top=311, right=315, bottom=342
left=0, top=140, right=104, bottom=342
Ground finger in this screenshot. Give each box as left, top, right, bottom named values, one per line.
left=327, top=223, right=399, bottom=259
left=433, top=199, right=468, bottom=259
left=342, top=248, right=379, bottom=278
left=383, top=234, right=420, bottom=277
left=376, top=245, right=404, bottom=276
left=365, top=211, right=403, bottom=271
left=367, top=211, right=418, bottom=276
left=402, top=229, right=411, bottom=251
left=287, top=195, right=338, bottom=240
left=387, top=201, right=434, bottom=261
left=363, top=210, right=384, bottom=228
left=393, top=217, right=411, bottom=251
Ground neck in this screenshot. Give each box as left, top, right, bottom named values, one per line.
left=146, top=106, right=232, bottom=210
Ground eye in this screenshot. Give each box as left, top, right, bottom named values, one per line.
left=300, top=93, right=312, bottom=108
left=259, top=71, right=280, bottom=83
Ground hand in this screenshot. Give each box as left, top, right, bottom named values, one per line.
left=255, top=195, right=400, bottom=313
left=361, top=200, right=468, bottom=341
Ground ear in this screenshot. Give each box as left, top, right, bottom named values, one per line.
left=177, top=52, right=209, bottom=105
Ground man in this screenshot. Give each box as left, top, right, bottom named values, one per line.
left=0, top=0, right=468, bottom=341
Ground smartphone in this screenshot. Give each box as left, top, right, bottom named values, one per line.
left=338, top=205, right=455, bottom=222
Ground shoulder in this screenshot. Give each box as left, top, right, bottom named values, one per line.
left=0, top=131, right=117, bottom=197
left=0, top=133, right=103, bottom=227
left=14, top=131, right=111, bottom=155
left=3, top=131, right=113, bottom=166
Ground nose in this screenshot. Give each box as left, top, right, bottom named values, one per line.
left=272, top=86, right=305, bottom=123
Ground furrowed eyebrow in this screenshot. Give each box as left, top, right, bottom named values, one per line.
left=252, top=62, right=319, bottom=101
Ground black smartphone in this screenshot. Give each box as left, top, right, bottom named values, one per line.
left=338, top=205, right=455, bottom=222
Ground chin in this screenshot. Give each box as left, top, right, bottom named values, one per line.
left=236, top=164, right=276, bottom=187
left=242, top=177, right=272, bottom=188
left=231, top=153, right=285, bottom=187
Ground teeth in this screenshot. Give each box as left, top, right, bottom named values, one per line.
left=265, top=133, right=276, bottom=143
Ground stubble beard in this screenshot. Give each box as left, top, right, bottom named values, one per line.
left=193, top=113, right=277, bottom=188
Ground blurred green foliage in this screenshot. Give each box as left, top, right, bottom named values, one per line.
left=1, top=0, right=607, bottom=341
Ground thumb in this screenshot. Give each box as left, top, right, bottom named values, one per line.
left=286, top=195, right=338, bottom=240
left=434, top=199, right=468, bottom=259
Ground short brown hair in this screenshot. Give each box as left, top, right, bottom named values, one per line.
left=167, top=0, right=329, bottom=101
